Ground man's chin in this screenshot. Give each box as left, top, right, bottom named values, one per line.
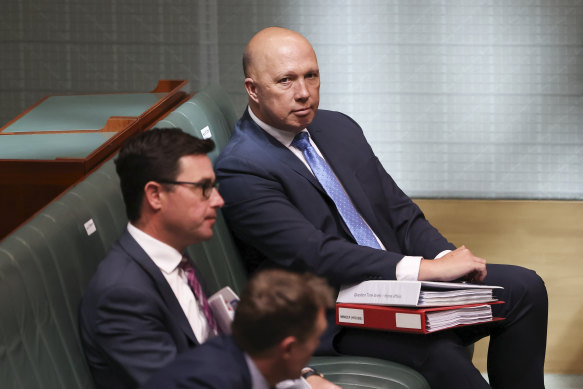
left=290, top=114, right=315, bottom=130
left=188, top=230, right=214, bottom=246
left=201, top=231, right=214, bottom=241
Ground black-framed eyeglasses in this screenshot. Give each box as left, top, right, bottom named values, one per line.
left=157, top=179, right=219, bottom=199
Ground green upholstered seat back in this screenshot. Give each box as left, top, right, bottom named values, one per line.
left=154, top=85, right=235, bottom=163
left=0, top=85, right=241, bottom=388
left=151, top=86, right=247, bottom=295
left=195, top=85, right=238, bottom=135
left=0, top=159, right=123, bottom=389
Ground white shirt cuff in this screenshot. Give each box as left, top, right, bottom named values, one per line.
left=395, top=250, right=452, bottom=281
left=435, top=249, right=452, bottom=259
left=395, top=256, right=422, bottom=281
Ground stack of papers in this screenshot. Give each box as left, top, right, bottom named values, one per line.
left=419, top=288, right=495, bottom=306
left=425, top=304, right=493, bottom=332
left=336, top=280, right=505, bottom=334
left=336, top=280, right=502, bottom=307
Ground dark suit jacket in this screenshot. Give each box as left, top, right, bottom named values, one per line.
left=79, top=229, right=205, bottom=389
left=215, top=109, right=455, bottom=352
left=142, top=335, right=252, bottom=389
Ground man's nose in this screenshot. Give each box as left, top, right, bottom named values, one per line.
left=294, top=79, right=310, bottom=101
left=210, top=187, right=225, bottom=208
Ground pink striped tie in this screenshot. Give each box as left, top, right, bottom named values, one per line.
left=179, top=259, right=219, bottom=335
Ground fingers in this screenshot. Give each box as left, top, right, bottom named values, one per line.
left=465, top=268, right=487, bottom=283
left=475, top=264, right=488, bottom=282
left=419, top=245, right=487, bottom=282
left=454, top=246, right=487, bottom=265
left=455, top=246, right=487, bottom=282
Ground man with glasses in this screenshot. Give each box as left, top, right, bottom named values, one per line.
left=79, top=128, right=225, bottom=389
left=79, top=128, right=337, bottom=389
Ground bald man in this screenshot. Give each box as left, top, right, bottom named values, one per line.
left=216, top=27, right=548, bottom=389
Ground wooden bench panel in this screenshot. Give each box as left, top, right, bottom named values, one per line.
left=415, top=199, right=583, bottom=374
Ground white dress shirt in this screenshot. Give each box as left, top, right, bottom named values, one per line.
left=127, top=222, right=213, bottom=343
left=248, top=107, right=450, bottom=280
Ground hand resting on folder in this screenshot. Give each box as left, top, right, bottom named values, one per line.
left=418, top=245, right=487, bottom=283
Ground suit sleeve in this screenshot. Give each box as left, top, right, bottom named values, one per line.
left=91, top=285, right=181, bottom=387
left=142, top=337, right=251, bottom=389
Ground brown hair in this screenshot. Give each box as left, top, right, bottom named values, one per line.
left=232, top=269, right=334, bottom=356
left=115, top=128, right=215, bottom=222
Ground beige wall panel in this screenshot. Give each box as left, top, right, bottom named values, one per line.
left=415, top=199, right=583, bottom=374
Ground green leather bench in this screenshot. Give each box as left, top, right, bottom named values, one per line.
left=0, top=85, right=430, bottom=389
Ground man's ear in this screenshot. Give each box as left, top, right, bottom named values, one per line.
left=278, top=336, right=298, bottom=360
left=143, top=181, right=164, bottom=211
left=244, top=77, right=259, bottom=104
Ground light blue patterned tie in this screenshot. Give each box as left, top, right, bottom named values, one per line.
left=291, top=132, right=381, bottom=249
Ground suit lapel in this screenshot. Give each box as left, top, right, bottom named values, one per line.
left=239, top=110, right=387, bottom=246
left=239, top=111, right=325, bottom=194
left=118, top=230, right=198, bottom=345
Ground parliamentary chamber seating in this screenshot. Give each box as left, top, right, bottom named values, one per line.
left=0, top=85, right=431, bottom=389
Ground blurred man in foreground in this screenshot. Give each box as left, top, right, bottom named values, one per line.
left=143, top=269, right=335, bottom=388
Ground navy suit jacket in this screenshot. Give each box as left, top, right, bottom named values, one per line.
left=79, top=229, right=206, bottom=389
left=142, top=335, right=252, bottom=389
left=215, top=109, right=455, bottom=352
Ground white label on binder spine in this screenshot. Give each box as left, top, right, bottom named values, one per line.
left=395, top=313, right=422, bottom=329
left=338, top=308, right=364, bottom=324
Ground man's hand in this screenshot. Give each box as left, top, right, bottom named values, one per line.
left=306, top=375, right=342, bottom=389
left=418, top=245, right=487, bottom=282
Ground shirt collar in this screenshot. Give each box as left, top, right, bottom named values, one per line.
left=244, top=353, right=271, bottom=389
left=127, top=222, right=183, bottom=274
left=247, top=106, right=306, bottom=148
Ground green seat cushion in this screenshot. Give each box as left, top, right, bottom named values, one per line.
left=310, top=356, right=430, bottom=389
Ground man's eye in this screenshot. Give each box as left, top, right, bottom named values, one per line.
left=279, top=78, right=290, bottom=84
